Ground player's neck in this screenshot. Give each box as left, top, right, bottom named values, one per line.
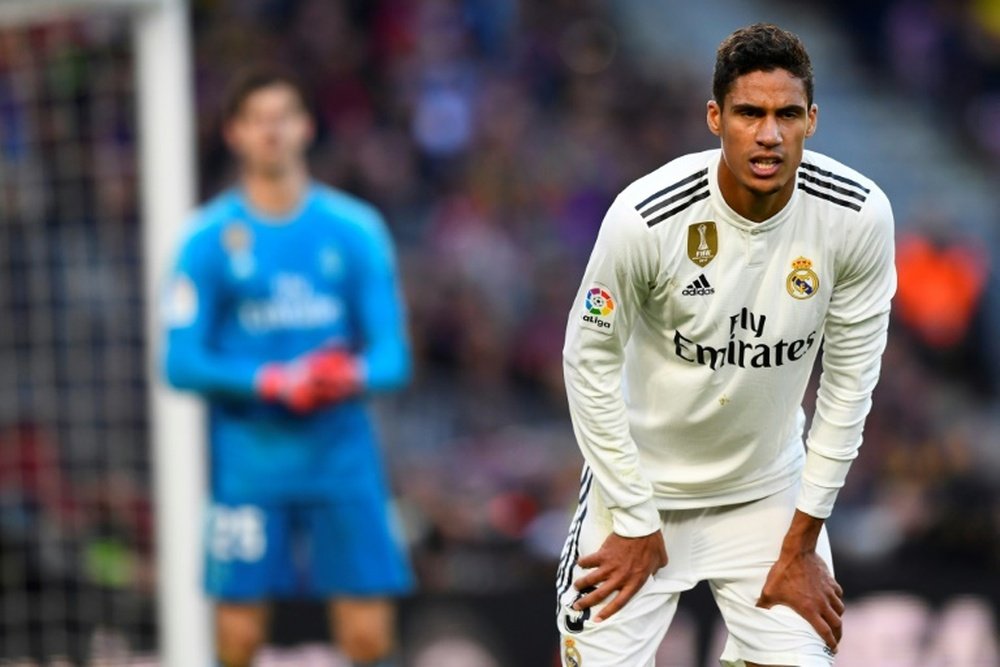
left=717, top=163, right=794, bottom=223
left=240, top=165, right=310, bottom=219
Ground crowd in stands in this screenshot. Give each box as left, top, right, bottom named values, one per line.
left=194, top=3, right=1000, bottom=658
left=192, top=0, right=1000, bottom=599
left=819, top=0, right=1000, bottom=162
left=192, top=0, right=711, bottom=596
left=804, top=0, right=1000, bottom=590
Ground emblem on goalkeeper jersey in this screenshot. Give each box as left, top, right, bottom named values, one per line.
left=163, top=274, right=198, bottom=327
left=223, top=221, right=256, bottom=278
left=222, top=221, right=253, bottom=253
left=786, top=256, right=819, bottom=300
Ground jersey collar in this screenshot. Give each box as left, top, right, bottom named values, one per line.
left=234, top=182, right=318, bottom=226
left=707, top=150, right=799, bottom=233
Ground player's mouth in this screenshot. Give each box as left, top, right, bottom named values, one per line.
left=749, top=156, right=782, bottom=178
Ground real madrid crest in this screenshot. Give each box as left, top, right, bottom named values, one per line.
left=786, top=256, right=819, bottom=300
left=687, top=221, right=718, bottom=267
left=223, top=221, right=253, bottom=254
left=564, top=638, right=582, bottom=667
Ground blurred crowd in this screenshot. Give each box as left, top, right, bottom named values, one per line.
left=0, top=0, right=999, bottom=663
left=797, top=0, right=1000, bottom=590
left=195, top=0, right=1000, bottom=601
left=821, top=0, right=1000, bottom=163
left=191, top=0, right=709, bottom=598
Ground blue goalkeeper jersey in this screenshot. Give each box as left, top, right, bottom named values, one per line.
left=162, top=184, right=410, bottom=504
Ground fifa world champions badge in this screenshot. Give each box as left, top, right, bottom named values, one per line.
left=687, top=221, right=718, bottom=266
left=786, top=256, right=819, bottom=299
left=581, top=286, right=616, bottom=333
left=564, top=638, right=582, bottom=667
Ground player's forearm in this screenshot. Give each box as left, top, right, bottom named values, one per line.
left=799, top=310, right=888, bottom=517
left=360, top=339, right=411, bottom=392
left=805, top=310, right=887, bottom=441
left=780, top=509, right=825, bottom=555
left=564, top=348, right=659, bottom=537
left=356, top=267, right=412, bottom=392
left=163, top=340, right=259, bottom=397
left=797, top=449, right=853, bottom=519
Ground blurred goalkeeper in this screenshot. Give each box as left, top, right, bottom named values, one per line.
left=162, top=67, right=412, bottom=667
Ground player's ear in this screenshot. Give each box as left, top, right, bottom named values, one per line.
left=707, top=100, right=722, bottom=137
left=303, top=115, right=317, bottom=146
left=806, top=103, right=818, bottom=138
left=222, top=119, right=241, bottom=154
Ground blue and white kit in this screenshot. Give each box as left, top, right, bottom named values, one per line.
left=164, top=184, right=413, bottom=600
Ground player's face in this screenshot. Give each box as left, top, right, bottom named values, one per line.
left=225, top=83, right=314, bottom=178
left=706, top=69, right=817, bottom=219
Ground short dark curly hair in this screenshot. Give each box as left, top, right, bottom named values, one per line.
left=221, top=65, right=313, bottom=123
left=712, top=23, right=813, bottom=108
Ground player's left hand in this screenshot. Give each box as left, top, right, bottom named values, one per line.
left=571, top=530, right=668, bottom=624
left=756, top=549, right=845, bottom=652
left=305, top=349, right=363, bottom=403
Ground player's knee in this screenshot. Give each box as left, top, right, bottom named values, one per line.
left=216, top=617, right=267, bottom=667
left=217, top=631, right=264, bottom=667
left=338, top=623, right=393, bottom=663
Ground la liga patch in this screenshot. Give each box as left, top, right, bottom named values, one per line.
left=580, top=285, right=616, bottom=334
left=162, top=274, right=198, bottom=328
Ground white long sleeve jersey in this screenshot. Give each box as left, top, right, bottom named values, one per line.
left=564, top=148, right=896, bottom=538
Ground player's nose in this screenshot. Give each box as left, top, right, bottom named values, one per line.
left=756, top=115, right=782, bottom=146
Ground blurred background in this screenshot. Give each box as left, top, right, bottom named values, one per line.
left=0, top=0, right=999, bottom=665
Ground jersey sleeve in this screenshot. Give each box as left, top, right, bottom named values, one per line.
left=161, top=224, right=261, bottom=397
left=563, top=193, right=661, bottom=537
left=798, top=187, right=896, bottom=518
left=350, top=211, right=411, bottom=392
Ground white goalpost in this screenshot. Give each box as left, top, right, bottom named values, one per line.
left=132, top=3, right=210, bottom=667
left=0, top=0, right=208, bottom=665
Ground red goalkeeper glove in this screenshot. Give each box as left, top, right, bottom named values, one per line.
left=256, top=360, right=319, bottom=413
left=303, top=349, right=363, bottom=403
left=256, top=350, right=362, bottom=413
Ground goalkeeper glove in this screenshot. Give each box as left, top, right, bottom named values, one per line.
left=256, top=350, right=362, bottom=413
left=304, top=348, right=363, bottom=403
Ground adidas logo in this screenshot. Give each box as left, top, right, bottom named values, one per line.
left=682, top=274, right=715, bottom=296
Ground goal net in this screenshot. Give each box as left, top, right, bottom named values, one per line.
left=0, top=10, right=152, bottom=664
left=0, top=1, right=204, bottom=665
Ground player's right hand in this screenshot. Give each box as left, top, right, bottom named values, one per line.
left=756, top=548, right=845, bottom=652
left=256, top=350, right=363, bottom=412
left=304, top=349, right=362, bottom=403
left=571, top=530, right=668, bottom=623
left=255, top=361, right=322, bottom=412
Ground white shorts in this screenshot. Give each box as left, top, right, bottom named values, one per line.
left=556, top=468, right=835, bottom=667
